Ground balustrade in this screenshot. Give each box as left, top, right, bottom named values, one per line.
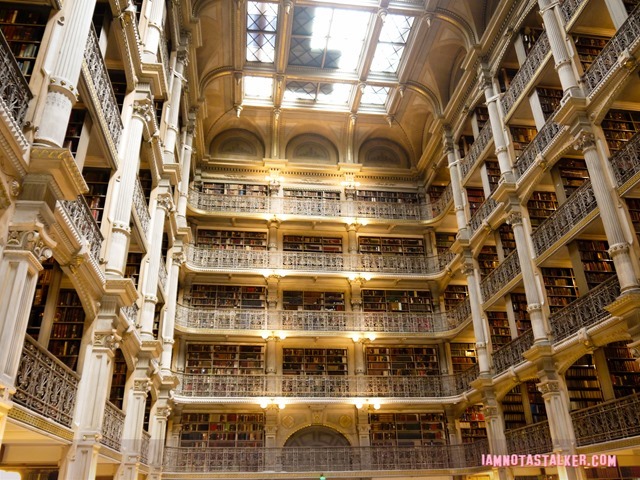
left=186, top=246, right=270, bottom=270
left=282, top=197, right=342, bottom=217
left=468, top=197, right=498, bottom=235
left=0, top=29, right=32, bottom=127
left=611, top=132, right=640, bottom=188
left=158, top=257, right=168, bottom=291
left=505, top=421, right=552, bottom=455
left=501, top=32, right=551, bottom=115
left=560, top=0, right=587, bottom=22
left=101, top=401, right=125, bottom=451
left=189, top=189, right=270, bottom=214
left=133, top=178, right=151, bottom=235
left=175, top=305, right=267, bottom=330
left=83, top=26, right=123, bottom=148
left=493, top=329, right=534, bottom=374
left=13, top=335, right=79, bottom=428
left=531, top=181, right=596, bottom=257
left=514, top=120, right=565, bottom=179
left=353, top=200, right=425, bottom=220
left=141, top=430, right=151, bottom=465
left=549, top=276, right=620, bottom=342
left=480, top=251, right=521, bottom=302
left=159, top=33, right=171, bottom=82
left=582, top=6, right=640, bottom=96
left=122, top=303, right=140, bottom=326
left=431, top=184, right=453, bottom=217
left=459, top=122, right=493, bottom=180
left=59, top=195, right=104, bottom=266
left=572, top=393, right=640, bottom=446
left=447, top=297, right=472, bottom=329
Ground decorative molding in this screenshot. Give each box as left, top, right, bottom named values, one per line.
left=6, top=230, right=53, bottom=262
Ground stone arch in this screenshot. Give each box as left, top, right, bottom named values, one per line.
left=285, top=134, right=339, bottom=165
left=209, top=128, right=265, bottom=160
left=284, top=425, right=351, bottom=447
left=358, top=138, right=410, bottom=168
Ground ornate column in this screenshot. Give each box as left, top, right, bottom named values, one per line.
left=176, top=118, right=196, bottom=227
left=142, top=0, right=167, bottom=63
left=271, top=108, right=281, bottom=158
left=353, top=339, right=365, bottom=375
left=163, top=46, right=189, bottom=164
left=573, top=131, right=640, bottom=293
left=444, top=130, right=469, bottom=236
left=160, top=248, right=183, bottom=373
left=460, top=255, right=490, bottom=374
left=106, top=94, right=154, bottom=277
left=349, top=277, right=364, bottom=313
left=346, top=114, right=357, bottom=163
left=58, top=314, right=120, bottom=480
left=266, top=274, right=279, bottom=310
left=537, top=0, right=581, bottom=95
left=145, top=397, right=171, bottom=480
left=35, top=0, right=98, bottom=146
left=346, top=223, right=359, bottom=254
left=604, top=0, right=630, bottom=28
left=139, top=191, right=173, bottom=339
left=267, top=219, right=280, bottom=252
left=506, top=211, right=549, bottom=342
left=481, top=391, right=513, bottom=480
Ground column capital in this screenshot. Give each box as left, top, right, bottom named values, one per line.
left=506, top=211, right=523, bottom=226
left=133, top=378, right=152, bottom=394
left=93, top=330, right=121, bottom=352
left=156, top=192, right=174, bottom=212
left=536, top=379, right=561, bottom=395
left=133, top=99, right=155, bottom=122
left=573, top=131, right=597, bottom=152
left=6, top=229, right=53, bottom=262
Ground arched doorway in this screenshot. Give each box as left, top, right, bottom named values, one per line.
left=284, top=425, right=351, bottom=447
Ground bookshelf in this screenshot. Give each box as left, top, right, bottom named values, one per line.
left=83, top=168, right=110, bottom=225
left=459, top=405, right=486, bottom=443
left=450, top=342, right=476, bottom=373
left=604, top=341, right=640, bottom=398
left=185, top=344, right=264, bottom=375
left=521, top=27, right=542, bottom=55
left=601, top=109, right=640, bottom=154
left=138, top=169, right=153, bottom=202
left=64, top=109, right=87, bottom=156
left=282, top=291, right=345, bottom=311
left=283, top=235, right=342, bottom=253
left=108, top=69, right=128, bottom=111
left=180, top=412, right=264, bottom=448
left=48, top=289, right=85, bottom=370
left=485, top=159, right=500, bottom=193
left=109, top=349, right=127, bottom=409
left=0, top=5, right=50, bottom=79
left=585, top=466, right=640, bottom=480
left=565, top=354, right=604, bottom=410
left=501, top=385, right=526, bottom=430
left=499, top=224, right=516, bottom=256
left=540, top=267, right=579, bottom=313
left=358, top=236, right=424, bottom=256
left=458, top=135, right=475, bottom=157
left=443, top=285, right=468, bottom=310
left=124, top=252, right=143, bottom=288
left=436, top=233, right=456, bottom=255
left=283, top=189, right=340, bottom=201
left=525, top=380, right=547, bottom=423
left=536, top=87, right=563, bottom=119
left=355, top=190, right=419, bottom=204
left=510, top=293, right=531, bottom=334
left=465, top=188, right=485, bottom=216
left=27, top=259, right=55, bottom=340
left=477, top=245, right=499, bottom=278
left=200, top=182, right=268, bottom=196
left=557, top=158, right=589, bottom=197
left=624, top=0, right=640, bottom=13
left=369, top=413, right=446, bottom=446
left=282, top=348, right=347, bottom=375
left=573, top=34, right=609, bottom=71
left=577, top=240, right=616, bottom=290
left=625, top=198, right=640, bottom=234
left=527, top=191, right=558, bottom=229
left=474, top=106, right=489, bottom=130
left=362, top=290, right=434, bottom=313
left=510, top=126, right=538, bottom=159
left=427, top=184, right=445, bottom=201
left=196, top=230, right=268, bottom=250
left=487, top=311, right=511, bottom=350
left=365, top=346, right=439, bottom=376
left=498, top=67, right=519, bottom=93
left=186, top=285, right=266, bottom=309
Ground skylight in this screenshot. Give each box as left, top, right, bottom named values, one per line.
left=288, top=7, right=371, bottom=71
left=244, top=76, right=274, bottom=99
left=360, top=85, right=390, bottom=106
left=246, top=1, right=278, bottom=63
left=370, top=14, right=414, bottom=74
left=284, top=81, right=352, bottom=105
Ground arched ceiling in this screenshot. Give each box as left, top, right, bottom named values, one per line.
left=192, top=0, right=502, bottom=169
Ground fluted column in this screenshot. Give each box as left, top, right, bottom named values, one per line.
left=163, top=48, right=189, bottom=164
left=575, top=131, right=640, bottom=293
left=460, top=256, right=490, bottom=374
left=604, top=0, right=630, bottom=28
left=176, top=121, right=195, bottom=227
left=142, top=0, right=167, bottom=63
left=268, top=219, right=280, bottom=252
left=106, top=95, right=153, bottom=277
left=482, top=393, right=513, bottom=480
left=347, top=223, right=359, bottom=254
left=139, top=191, right=173, bottom=339
left=160, top=248, right=183, bottom=372
left=353, top=339, right=365, bottom=375
left=349, top=278, right=364, bottom=313
left=146, top=397, right=171, bottom=480
left=444, top=131, right=468, bottom=236
left=538, top=0, right=581, bottom=95
left=35, top=0, right=98, bottom=146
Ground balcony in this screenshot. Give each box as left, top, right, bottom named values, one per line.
left=468, top=197, right=499, bottom=236
left=582, top=5, right=640, bottom=97
left=59, top=195, right=104, bottom=269
left=560, top=0, right=588, bottom=23
left=480, top=251, right=521, bottom=303
left=13, top=335, right=79, bottom=428
left=163, top=440, right=488, bottom=474
left=505, top=421, right=552, bottom=455
left=185, top=246, right=452, bottom=277
left=513, top=120, right=566, bottom=180
left=0, top=29, right=32, bottom=128
left=102, top=401, right=125, bottom=452
left=573, top=392, right=640, bottom=446
left=132, top=177, right=151, bottom=237
left=492, top=329, right=534, bottom=375
left=458, top=122, right=493, bottom=180
left=611, top=132, right=640, bottom=191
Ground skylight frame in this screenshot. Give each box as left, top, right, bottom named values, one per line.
left=370, top=14, right=415, bottom=74
left=246, top=1, right=279, bottom=64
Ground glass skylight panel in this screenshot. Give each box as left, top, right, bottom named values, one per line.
left=289, top=7, right=370, bottom=71
left=360, top=85, right=389, bottom=105
left=370, top=14, right=414, bottom=73
left=246, top=1, right=278, bottom=63
left=284, top=81, right=317, bottom=102
left=244, top=76, right=274, bottom=99
left=284, top=81, right=352, bottom=105
left=317, top=83, right=351, bottom=105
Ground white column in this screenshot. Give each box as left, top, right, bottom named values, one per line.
left=142, top=0, right=167, bottom=63
left=604, top=0, right=629, bottom=29
left=347, top=223, right=358, bottom=254
left=35, top=0, right=98, bottom=146
left=139, top=191, right=172, bottom=338
left=163, top=49, right=189, bottom=164
left=106, top=96, right=153, bottom=277
left=160, top=248, right=183, bottom=373
left=444, top=133, right=469, bottom=236
left=146, top=395, right=171, bottom=477
left=176, top=123, right=195, bottom=226
left=460, top=257, right=491, bottom=374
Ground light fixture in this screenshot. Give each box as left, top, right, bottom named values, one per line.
left=261, top=331, right=270, bottom=340
left=355, top=401, right=364, bottom=409
left=373, top=403, right=381, bottom=410
left=278, top=332, right=287, bottom=340
left=366, top=333, right=377, bottom=342
left=351, top=333, right=361, bottom=342
left=278, top=402, right=286, bottom=410
left=259, top=400, right=269, bottom=409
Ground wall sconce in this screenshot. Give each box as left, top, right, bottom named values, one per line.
left=351, top=332, right=376, bottom=342
left=354, top=399, right=381, bottom=410
left=261, top=331, right=287, bottom=340
left=259, top=399, right=286, bottom=409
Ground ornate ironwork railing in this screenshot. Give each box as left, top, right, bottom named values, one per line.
left=141, top=430, right=151, bottom=465
left=451, top=364, right=480, bottom=393
left=493, top=329, right=535, bottom=375
left=159, top=33, right=171, bottom=81
left=582, top=6, right=640, bottom=96
left=560, top=0, right=587, bottom=22
left=610, top=132, right=640, bottom=188
left=480, top=251, right=520, bottom=302
left=158, top=257, right=168, bottom=291
left=531, top=181, right=597, bottom=257
left=176, top=305, right=267, bottom=331
left=122, top=303, right=139, bottom=327
left=282, top=197, right=342, bottom=217
left=0, top=29, right=32, bottom=127
left=133, top=178, right=151, bottom=236
left=459, top=122, right=493, bottom=179
left=505, top=421, right=552, bottom=455
left=59, top=195, right=104, bottom=266
left=431, top=183, right=453, bottom=217
left=514, top=120, right=566, bottom=179
left=469, top=197, right=498, bottom=235
left=447, top=297, right=472, bottom=329
left=83, top=26, right=123, bottom=148
left=101, top=401, right=125, bottom=451
left=186, top=247, right=271, bottom=270
left=550, top=276, right=620, bottom=342
left=189, top=190, right=270, bottom=214
left=14, top=335, right=79, bottom=428
left=572, top=392, right=640, bottom=446
left=501, top=32, right=551, bottom=115
left=360, top=311, right=450, bottom=333
left=353, top=200, right=425, bottom=220
left=163, top=441, right=488, bottom=473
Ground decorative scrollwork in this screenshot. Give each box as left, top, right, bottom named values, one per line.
left=537, top=380, right=561, bottom=395
left=6, top=230, right=53, bottom=262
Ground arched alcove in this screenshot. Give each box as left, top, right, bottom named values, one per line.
left=209, top=128, right=265, bottom=160
left=284, top=425, right=351, bottom=447
left=358, top=138, right=410, bottom=168
left=285, top=134, right=339, bottom=165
